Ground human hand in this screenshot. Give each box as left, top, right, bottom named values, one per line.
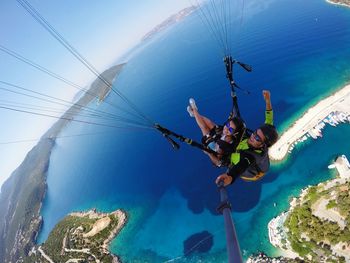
left=263, top=90, right=271, bottom=101
left=215, top=173, right=232, bottom=186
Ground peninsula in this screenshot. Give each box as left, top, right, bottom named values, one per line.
left=269, top=84, right=350, bottom=161
left=267, top=155, right=350, bottom=262
left=25, top=209, right=127, bottom=263
left=141, top=6, right=197, bottom=42
left=0, top=63, right=126, bottom=263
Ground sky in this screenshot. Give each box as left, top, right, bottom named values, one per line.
left=0, top=0, right=192, bottom=189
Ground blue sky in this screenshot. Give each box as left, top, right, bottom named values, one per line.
left=0, top=0, right=192, bottom=188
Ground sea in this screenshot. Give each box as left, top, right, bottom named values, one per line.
left=37, top=0, right=350, bottom=262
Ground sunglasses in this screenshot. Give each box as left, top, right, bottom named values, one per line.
left=225, top=122, right=235, bottom=133
left=253, top=131, right=263, bottom=143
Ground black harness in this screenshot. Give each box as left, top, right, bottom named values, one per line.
left=156, top=55, right=252, bottom=161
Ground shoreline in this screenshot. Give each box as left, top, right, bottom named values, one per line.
left=326, top=0, right=350, bottom=8
left=0, top=63, right=126, bottom=263
left=269, top=83, right=350, bottom=161
left=70, top=209, right=128, bottom=255
left=267, top=155, right=350, bottom=261
left=70, top=209, right=128, bottom=262
left=141, top=6, right=197, bottom=42
left=29, top=208, right=128, bottom=263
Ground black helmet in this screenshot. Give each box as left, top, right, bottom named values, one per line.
left=259, top=124, right=278, bottom=147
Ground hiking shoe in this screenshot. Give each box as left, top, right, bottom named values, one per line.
left=187, top=106, right=194, bottom=117
left=189, top=98, right=198, bottom=111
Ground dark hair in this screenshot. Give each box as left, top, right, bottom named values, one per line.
left=229, top=116, right=245, bottom=133
left=259, top=124, right=278, bottom=147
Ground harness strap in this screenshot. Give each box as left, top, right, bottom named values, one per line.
left=240, top=172, right=265, bottom=182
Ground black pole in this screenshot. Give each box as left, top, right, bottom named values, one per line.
left=217, top=182, right=243, bottom=263
left=154, top=124, right=218, bottom=155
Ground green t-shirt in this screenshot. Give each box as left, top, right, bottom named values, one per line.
left=229, top=110, right=273, bottom=166
left=265, top=110, right=273, bottom=125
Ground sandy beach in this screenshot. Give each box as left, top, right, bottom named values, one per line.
left=269, top=84, right=350, bottom=161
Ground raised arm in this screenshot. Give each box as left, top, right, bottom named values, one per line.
left=263, top=90, right=272, bottom=111
left=263, top=90, right=273, bottom=125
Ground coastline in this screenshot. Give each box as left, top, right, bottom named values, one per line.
left=27, top=209, right=128, bottom=263
left=141, top=6, right=197, bottom=42
left=0, top=63, right=126, bottom=263
left=269, top=84, right=350, bottom=161
left=71, top=209, right=128, bottom=255
left=326, top=0, right=350, bottom=8
left=42, top=63, right=126, bottom=139
left=266, top=155, right=350, bottom=262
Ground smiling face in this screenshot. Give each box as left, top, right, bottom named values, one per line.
left=223, top=120, right=236, bottom=136
left=248, top=129, right=266, bottom=148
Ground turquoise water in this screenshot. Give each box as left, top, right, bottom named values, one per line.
left=37, top=0, right=350, bottom=262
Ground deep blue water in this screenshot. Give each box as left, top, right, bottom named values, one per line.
left=38, top=0, right=350, bottom=262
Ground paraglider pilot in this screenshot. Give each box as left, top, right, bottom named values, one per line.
left=215, top=90, right=278, bottom=186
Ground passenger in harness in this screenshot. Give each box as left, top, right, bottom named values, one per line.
left=215, top=90, right=279, bottom=186
left=187, top=98, right=245, bottom=166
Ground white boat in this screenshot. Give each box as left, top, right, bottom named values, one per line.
left=328, top=164, right=336, bottom=169
left=339, top=112, right=347, bottom=122
left=308, top=131, right=317, bottom=139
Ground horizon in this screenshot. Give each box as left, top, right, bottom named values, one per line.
left=0, top=1, right=192, bottom=189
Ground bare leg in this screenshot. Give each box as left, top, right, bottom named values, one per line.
left=202, top=116, right=216, bottom=130
left=192, top=108, right=216, bottom=136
